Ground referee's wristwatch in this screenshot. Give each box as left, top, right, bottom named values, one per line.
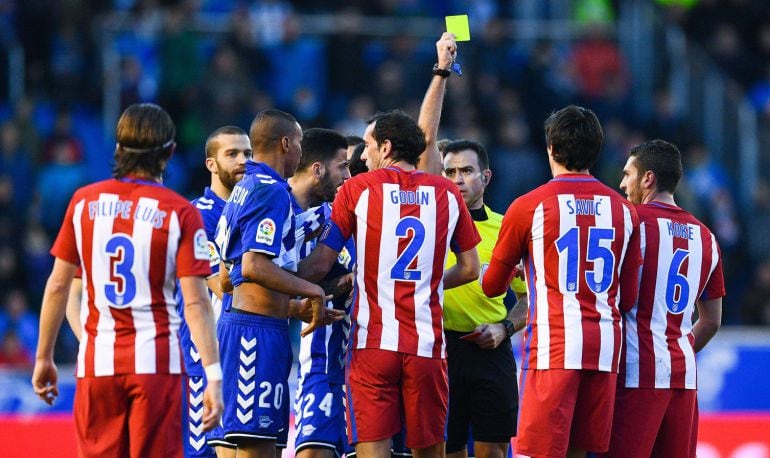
left=501, top=319, right=515, bottom=338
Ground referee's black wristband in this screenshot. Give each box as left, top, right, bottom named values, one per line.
left=432, top=64, right=451, bottom=78
left=501, top=319, right=515, bottom=338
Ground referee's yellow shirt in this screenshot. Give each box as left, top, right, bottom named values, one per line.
left=444, top=206, right=527, bottom=332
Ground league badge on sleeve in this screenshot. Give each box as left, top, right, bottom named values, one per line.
left=194, top=229, right=209, bottom=260
left=208, top=241, right=221, bottom=266
left=256, top=218, right=276, bottom=245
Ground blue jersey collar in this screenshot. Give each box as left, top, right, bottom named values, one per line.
left=245, top=160, right=290, bottom=190
left=203, top=186, right=226, bottom=206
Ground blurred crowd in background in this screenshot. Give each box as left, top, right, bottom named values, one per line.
left=0, top=0, right=769, bottom=369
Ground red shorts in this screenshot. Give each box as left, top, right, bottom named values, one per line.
left=516, top=369, right=617, bottom=457
left=74, top=374, right=183, bottom=458
left=346, top=348, right=448, bottom=449
left=605, top=386, right=698, bottom=458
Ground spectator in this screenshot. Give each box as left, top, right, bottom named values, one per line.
left=0, top=289, right=38, bottom=356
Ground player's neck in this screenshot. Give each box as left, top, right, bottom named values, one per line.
left=644, top=190, right=676, bottom=206
left=210, top=179, right=232, bottom=201
left=551, top=163, right=590, bottom=177
left=287, top=175, right=315, bottom=211
left=383, top=159, right=416, bottom=171
left=124, top=171, right=161, bottom=183
left=253, top=152, right=285, bottom=178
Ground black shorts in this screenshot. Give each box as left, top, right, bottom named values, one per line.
left=445, top=330, right=518, bottom=453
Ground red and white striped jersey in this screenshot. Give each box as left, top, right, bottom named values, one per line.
left=621, top=202, right=725, bottom=389
left=51, top=178, right=211, bottom=378
left=324, top=167, right=480, bottom=358
left=484, top=174, right=641, bottom=372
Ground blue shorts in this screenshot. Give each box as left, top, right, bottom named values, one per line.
left=184, top=375, right=217, bottom=457
left=294, top=375, right=346, bottom=457
left=219, top=310, right=292, bottom=443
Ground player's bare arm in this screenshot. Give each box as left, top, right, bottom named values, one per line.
left=218, top=260, right=233, bottom=294
left=240, top=251, right=326, bottom=336
left=32, top=258, right=77, bottom=405
left=180, top=275, right=224, bottom=431
left=297, top=242, right=340, bottom=284
left=417, top=32, right=456, bottom=174
left=692, top=297, right=723, bottom=352
left=65, top=276, right=83, bottom=341
left=444, top=246, right=480, bottom=289
left=471, top=293, right=528, bottom=350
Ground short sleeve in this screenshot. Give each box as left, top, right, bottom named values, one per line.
left=50, top=194, right=82, bottom=264
left=449, top=188, right=481, bottom=253
left=483, top=197, right=530, bottom=297
left=200, top=210, right=222, bottom=277
left=176, top=203, right=212, bottom=278
left=239, top=184, right=292, bottom=257
left=700, top=237, right=726, bottom=300
left=329, top=181, right=356, bottom=241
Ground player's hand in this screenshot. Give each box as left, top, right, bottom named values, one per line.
left=290, top=296, right=343, bottom=326
left=319, top=273, right=354, bottom=300
left=436, top=32, right=457, bottom=70
left=513, top=263, right=525, bottom=281
left=300, top=288, right=329, bottom=337
left=202, top=379, right=224, bottom=432
left=471, top=323, right=507, bottom=349
left=31, top=359, right=59, bottom=406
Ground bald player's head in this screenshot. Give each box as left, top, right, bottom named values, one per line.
left=249, top=109, right=299, bottom=152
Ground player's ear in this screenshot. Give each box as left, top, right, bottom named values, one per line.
left=381, top=139, right=392, bottom=158
left=312, top=162, right=324, bottom=180
left=281, top=136, right=290, bottom=153
left=205, top=157, right=217, bottom=174
left=482, top=169, right=492, bottom=186
left=643, top=170, right=656, bottom=189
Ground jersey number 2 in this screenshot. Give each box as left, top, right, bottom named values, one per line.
left=390, top=216, right=425, bottom=281
left=105, top=234, right=137, bottom=307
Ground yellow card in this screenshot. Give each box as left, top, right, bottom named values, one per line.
left=445, top=15, right=470, bottom=41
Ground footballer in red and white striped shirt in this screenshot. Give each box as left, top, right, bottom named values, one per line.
left=483, top=106, right=642, bottom=457
left=299, top=110, right=480, bottom=453
left=607, top=139, right=724, bottom=458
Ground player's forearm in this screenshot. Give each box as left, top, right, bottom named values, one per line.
left=416, top=78, right=448, bottom=175
left=244, top=255, right=324, bottom=300
left=36, top=273, right=72, bottom=360
left=206, top=276, right=224, bottom=301
left=507, top=294, right=528, bottom=333
left=181, top=277, right=220, bottom=367
left=692, top=298, right=722, bottom=353
left=482, top=258, right=515, bottom=297
left=297, top=244, right=338, bottom=283
left=444, top=248, right=480, bottom=289
left=65, top=279, right=83, bottom=341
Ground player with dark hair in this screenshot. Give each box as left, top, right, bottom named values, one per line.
left=441, top=139, right=527, bottom=458
left=299, top=108, right=481, bottom=458
left=414, top=32, right=526, bottom=458
left=288, top=127, right=353, bottom=458
left=32, top=103, right=223, bottom=456
left=214, top=109, right=327, bottom=457
left=607, top=139, right=724, bottom=457
left=178, top=125, right=252, bottom=457
left=483, top=105, right=642, bottom=457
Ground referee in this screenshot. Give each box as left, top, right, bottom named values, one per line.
left=441, top=139, right=527, bottom=458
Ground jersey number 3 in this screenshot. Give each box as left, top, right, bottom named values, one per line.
left=105, top=234, right=137, bottom=307
left=390, top=216, right=425, bottom=281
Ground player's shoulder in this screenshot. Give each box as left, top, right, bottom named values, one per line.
left=638, top=202, right=714, bottom=235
